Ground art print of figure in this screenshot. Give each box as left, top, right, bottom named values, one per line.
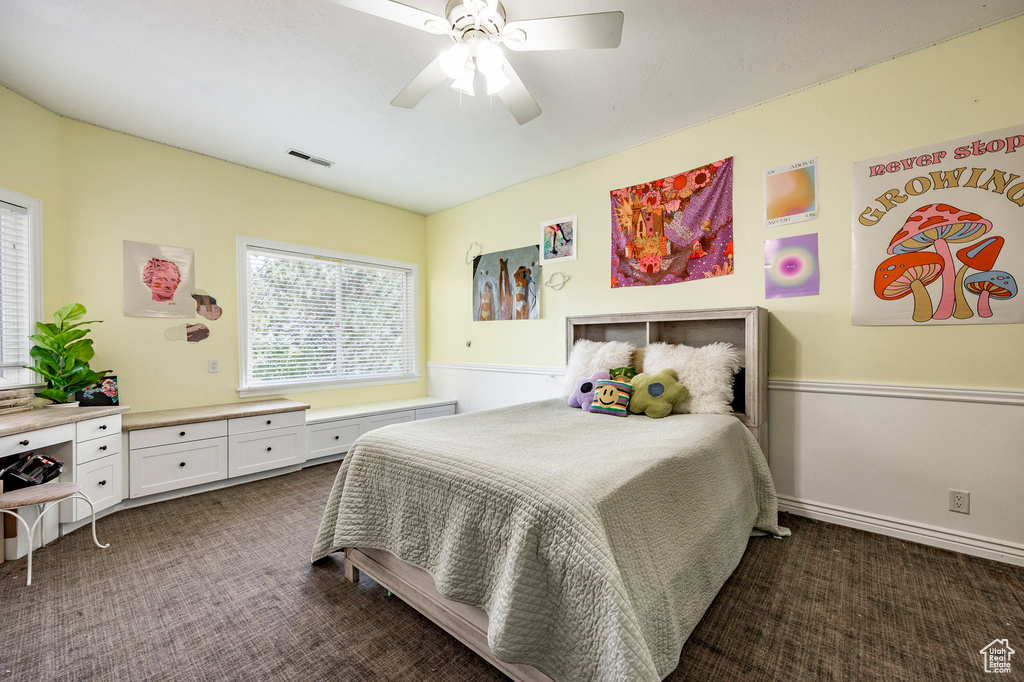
left=541, top=215, right=577, bottom=264
left=472, top=246, right=541, bottom=321
left=123, top=241, right=196, bottom=318
left=143, top=258, right=181, bottom=302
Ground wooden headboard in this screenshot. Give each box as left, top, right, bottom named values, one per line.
left=566, top=307, right=768, bottom=454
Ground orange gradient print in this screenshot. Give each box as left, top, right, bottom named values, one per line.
left=766, top=166, right=816, bottom=220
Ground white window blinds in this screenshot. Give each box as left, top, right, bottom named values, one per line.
left=0, top=198, right=37, bottom=387
left=240, top=239, right=418, bottom=394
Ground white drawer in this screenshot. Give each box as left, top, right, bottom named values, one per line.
left=60, top=454, right=123, bottom=522
left=360, top=410, right=415, bottom=434
left=129, top=420, right=227, bottom=450
left=0, top=424, right=74, bottom=458
left=76, top=414, right=121, bottom=443
left=130, top=437, right=228, bottom=498
left=307, top=419, right=361, bottom=459
left=415, top=405, right=456, bottom=420
left=228, top=410, right=305, bottom=436
left=77, top=432, right=121, bottom=465
left=228, top=427, right=305, bottom=477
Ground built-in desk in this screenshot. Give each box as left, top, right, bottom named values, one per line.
left=0, top=405, right=129, bottom=561
left=123, top=399, right=310, bottom=499
left=1, top=397, right=457, bottom=563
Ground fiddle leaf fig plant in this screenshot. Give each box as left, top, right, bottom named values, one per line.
left=25, top=303, right=111, bottom=404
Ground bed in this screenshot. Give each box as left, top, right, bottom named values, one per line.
left=312, top=307, right=787, bottom=682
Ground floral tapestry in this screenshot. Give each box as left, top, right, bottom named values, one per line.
left=610, top=157, right=733, bottom=288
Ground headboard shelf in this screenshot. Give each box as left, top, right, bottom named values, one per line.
left=566, top=307, right=768, bottom=453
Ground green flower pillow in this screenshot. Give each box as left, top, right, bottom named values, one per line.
left=629, top=369, right=690, bottom=419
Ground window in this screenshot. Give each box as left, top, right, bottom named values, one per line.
left=0, top=188, right=42, bottom=388
left=237, top=237, right=418, bottom=397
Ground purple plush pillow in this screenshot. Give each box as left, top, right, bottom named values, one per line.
left=568, top=371, right=611, bottom=411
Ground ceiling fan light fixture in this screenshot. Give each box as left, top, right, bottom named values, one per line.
left=451, top=65, right=476, bottom=96
left=439, top=43, right=471, bottom=79
left=474, top=40, right=502, bottom=72
left=474, top=41, right=508, bottom=94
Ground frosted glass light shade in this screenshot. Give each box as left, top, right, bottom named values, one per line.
left=451, top=66, right=476, bottom=96
left=440, top=44, right=471, bottom=79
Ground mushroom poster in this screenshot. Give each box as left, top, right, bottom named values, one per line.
left=852, top=124, right=1024, bottom=325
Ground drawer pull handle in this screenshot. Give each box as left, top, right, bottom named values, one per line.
left=266, top=420, right=272, bottom=425
left=179, top=431, right=186, bottom=437
left=179, top=462, right=186, bottom=467
left=99, top=424, right=108, bottom=430
left=19, top=440, right=29, bottom=446
left=266, top=447, right=272, bottom=452
left=98, top=480, right=107, bottom=486
left=334, top=435, right=340, bottom=440
left=100, top=445, right=107, bottom=451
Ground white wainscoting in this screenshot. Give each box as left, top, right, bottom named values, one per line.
left=427, top=362, right=1024, bottom=566
left=427, top=362, right=564, bottom=414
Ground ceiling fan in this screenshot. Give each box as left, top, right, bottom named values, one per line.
left=331, top=0, right=624, bottom=125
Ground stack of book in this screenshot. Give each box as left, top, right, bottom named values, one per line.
left=0, top=387, right=35, bottom=416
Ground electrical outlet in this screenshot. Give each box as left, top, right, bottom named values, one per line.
left=208, top=359, right=220, bottom=373
left=949, top=489, right=970, bottom=515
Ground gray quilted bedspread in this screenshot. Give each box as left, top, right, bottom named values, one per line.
left=312, top=399, right=789, bottom=681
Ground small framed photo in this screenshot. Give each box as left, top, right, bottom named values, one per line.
left=75, top=376, right=119, bottom=406
left=540, top=214, right=577, bottom=265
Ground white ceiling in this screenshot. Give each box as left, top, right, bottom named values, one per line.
left=0, top=1, right=1021, bottom=215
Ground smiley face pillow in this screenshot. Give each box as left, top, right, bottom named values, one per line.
left=589, top=379, right=634, bottom=417
left=629, top=369, right=690, bottom=419
left=568, top=371, right=611, bottom=411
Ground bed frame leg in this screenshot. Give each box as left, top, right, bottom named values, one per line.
left=343, top=549, right=360, bottom=583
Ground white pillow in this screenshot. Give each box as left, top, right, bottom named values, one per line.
left=642, top=342, right=742, bottom=414
left=561, top=339, right=635, bottom=396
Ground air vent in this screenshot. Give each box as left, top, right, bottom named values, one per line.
left=287, top=149, right=334, bottom=168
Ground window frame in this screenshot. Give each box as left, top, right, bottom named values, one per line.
left=0, top=186, right=44, bottom=389
left=236, top=235, right=420, bottom=398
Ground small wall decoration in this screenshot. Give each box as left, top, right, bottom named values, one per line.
left=765, top=234, right=819, bottom=299
left=765, top=158, right=818, bottom=227
left=191, top=289, right=223, bottom=320
left=465, top=241, right=483, bottom=264
left=540, top=215, right=577, bottom=264
left=610, top=157, right=733, bottom=288
left=123, top=241, right=196, bottom=318
left=543, top=272, right=570, bottom=290
left=852, top=124, right=1023, bottom=325
left=165, top=323, right=211, bottom=342
left=472, top=245, right=541, bottom=321
left=75, top=376, right=119, bottom=406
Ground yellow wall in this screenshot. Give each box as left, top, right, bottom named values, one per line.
left=0, top=86, right=429, bottom=411
left=425, top=18, right=1024, bottom=390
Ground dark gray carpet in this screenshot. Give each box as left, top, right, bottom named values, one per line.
left=0, top=463, right=1021, bottom=681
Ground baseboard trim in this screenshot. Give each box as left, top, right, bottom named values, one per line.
left=426, top=361, right=562, bottom=376
left=778, top=495, right=1024, bottom=567
left=768, top=379, right=1024, bottom=406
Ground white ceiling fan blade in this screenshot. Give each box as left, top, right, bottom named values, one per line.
left=497, top=60, right=541, bottom=125
left=330, top=0, right=445, bottom=34
left=390, top=56, right=448, bottom=109
left=503, top=12, right=624, bottom=51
